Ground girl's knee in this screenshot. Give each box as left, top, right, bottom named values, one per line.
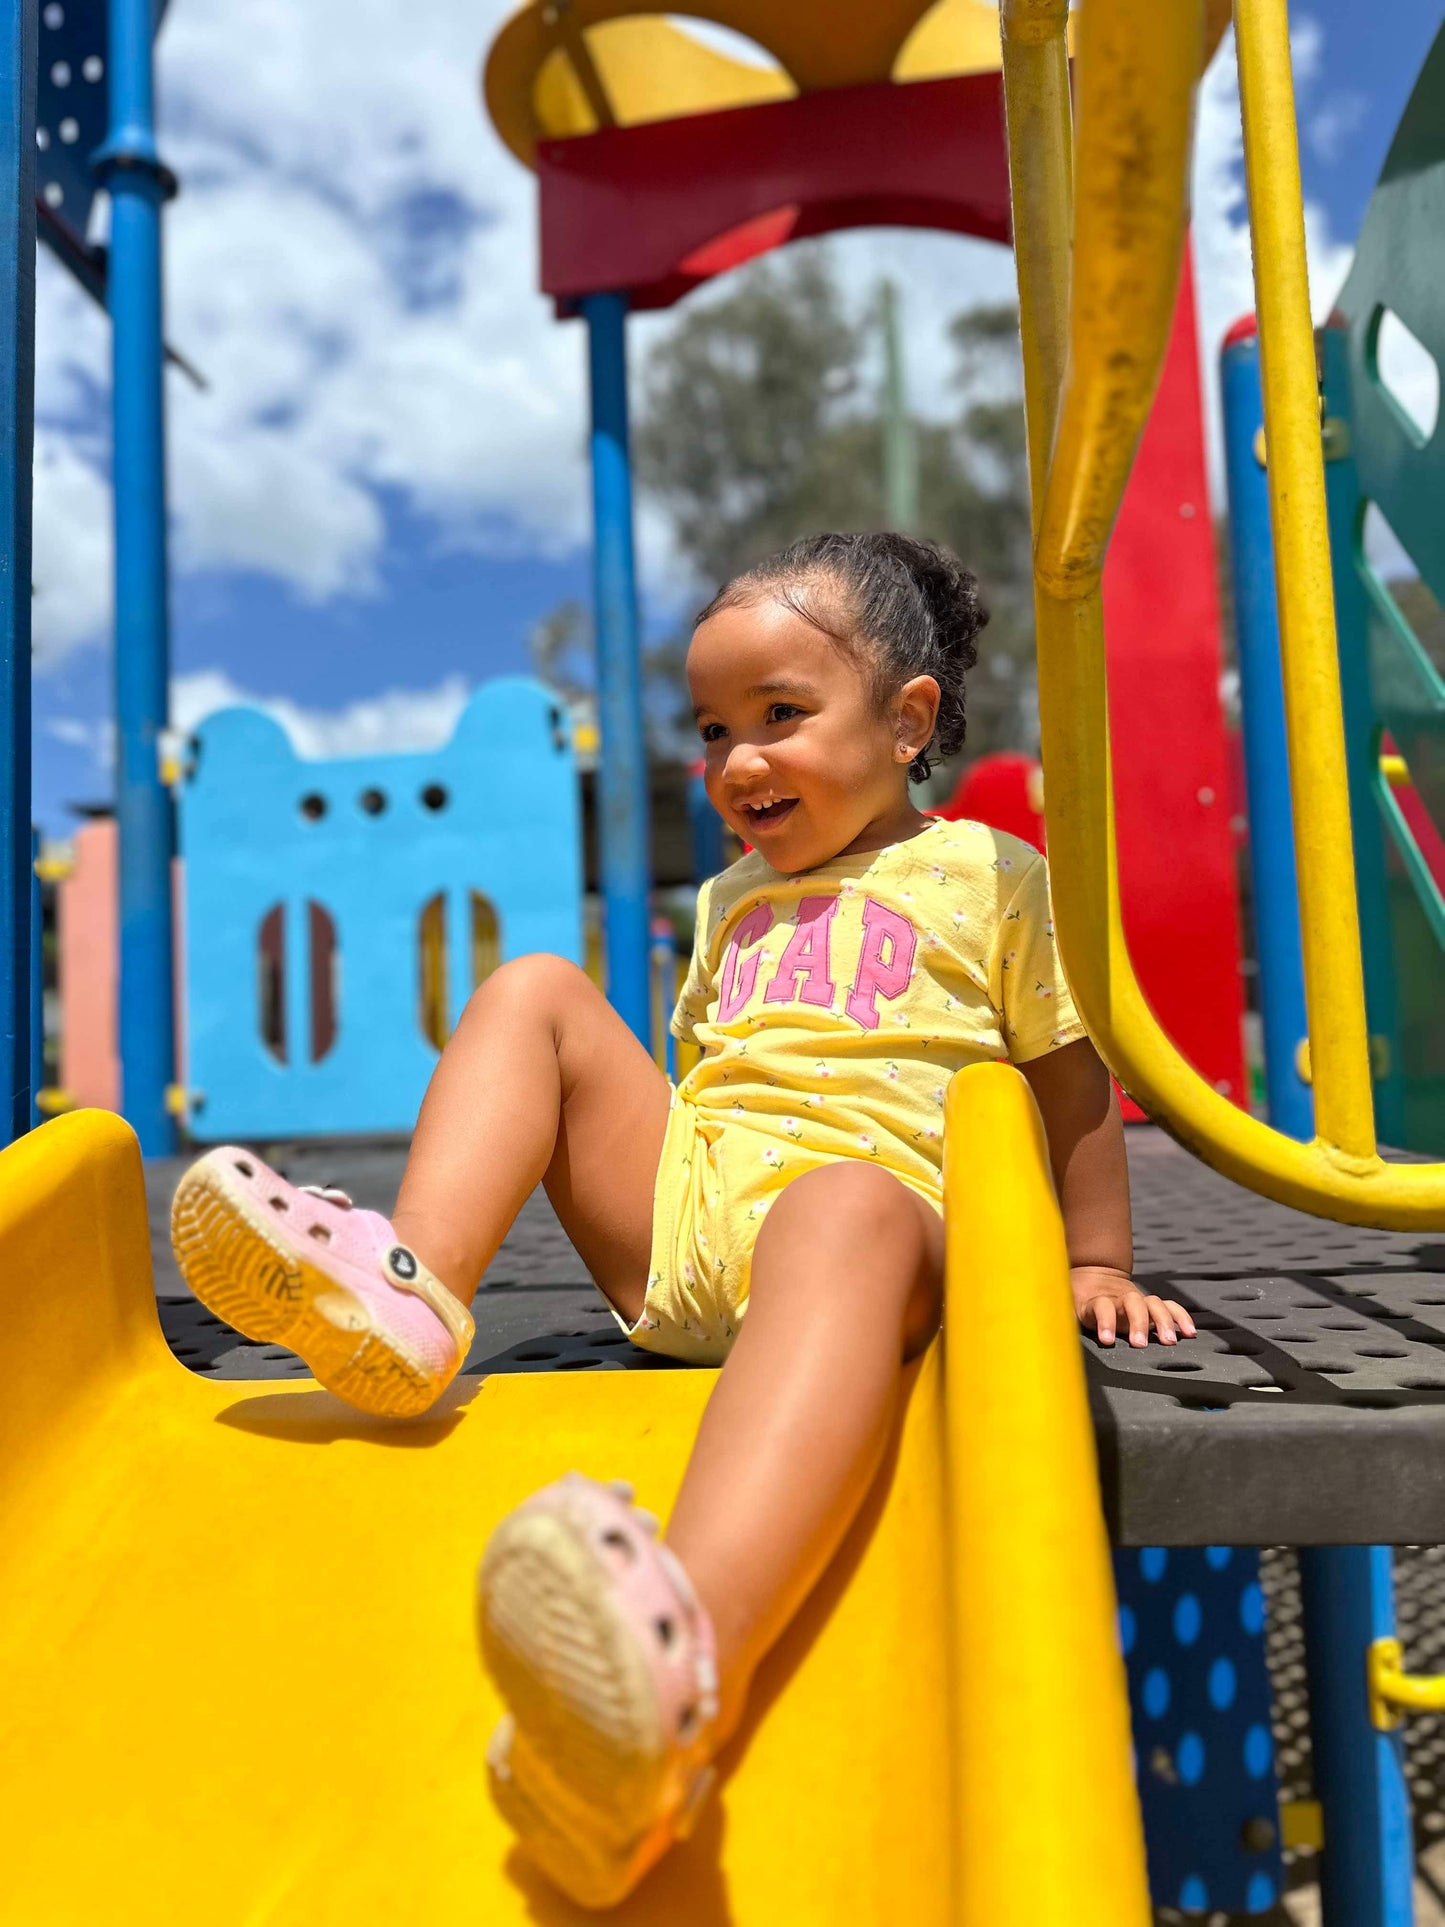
left=463, top=954, right=594, bottom=1029
left=755, top=1164, right=943, bottom=1326
left=766, top=1160, right=926, bottom=1245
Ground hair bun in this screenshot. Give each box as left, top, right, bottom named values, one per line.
left=876, top=533, right=989, bottom=672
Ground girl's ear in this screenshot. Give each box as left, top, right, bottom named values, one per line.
left=895, top=675, right=941, bottom=761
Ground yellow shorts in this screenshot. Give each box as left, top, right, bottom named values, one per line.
left=618, top=1089, right=941, bottom=1367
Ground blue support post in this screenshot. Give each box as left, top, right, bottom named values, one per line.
left=650, top=918, right=677, bottom=1080
left=30, top=826, right=41, bottom=1128
left=0, top=0, right=37, bottom=1147
left=95, top=0, right=177, bottom=1155
left=581, top=290, right=651, bottom=1047
left=1220, top=319, right=1313, bottom=1142
left=686, top=762, right=726, bottom=885
left=1224, top=320, right=1414, bottom=1927
left=1300, top=1548, right=1415, bottom=1927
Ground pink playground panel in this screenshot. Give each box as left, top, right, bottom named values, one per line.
left=59, top=820, right=119, bottom=1112
left=57, top=821, right=185, bottom=1115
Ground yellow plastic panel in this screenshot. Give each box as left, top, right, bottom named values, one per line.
left=0, top=1113, right=951, bottom=1923
left=531, top=19, right=794, bottom=146
left=893, top=0, right=1005, bottom=82
left=1, top=1081, right=1142, bottom=1921
left=487, top=0, right=1004, bottom=166
left=944, top=1065, right=1150, bottom=1927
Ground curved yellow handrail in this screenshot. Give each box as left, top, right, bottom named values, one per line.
left=1004, top=0, right=1445, bottom=1231
left=1368, top=1638, right=1445, bottom=1731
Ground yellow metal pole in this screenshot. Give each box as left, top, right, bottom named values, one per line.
left=944, top=1063, right=1151, bottom=1927
left=1234, top=0, right=1375, bottom=1161
left=1002, top=0, right=1445, bottom=1226
left=999, top=0, right=1073, bottom=529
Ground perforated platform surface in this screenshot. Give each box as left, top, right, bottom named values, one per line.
left=148, top=1128, right=1445, bottom=1547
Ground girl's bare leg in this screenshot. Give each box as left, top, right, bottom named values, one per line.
left=390, top=955, right=671, bottom=1321
left=664, top=1161, right=944, bottom=1737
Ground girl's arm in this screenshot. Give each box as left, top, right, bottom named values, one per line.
left=1018, top=1038, right=1195, bottom=1349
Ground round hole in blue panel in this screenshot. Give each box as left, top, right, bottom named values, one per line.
left=1240, top=1580, right=1266, bottom=1636
left=1118, top=1604, right=1137, bottom=1657
left=1173, top=1592, right=1202, bottom=1646
left=1177, top=1731, right=1206, bottom=1785
left=1205, top=1545, right=1233, bottom=1570
left=1140, top=1547, right=1168, bottom=1583
left=1245, top=1871, right=1277, bottom=1913
left=1143, top=1667, right=1171, bottom=1719
left=1244, top=1721, right=1273, bottom=1780
left=1178, top=1874, right=1209, bottom=1911
left=1208, top=1656, right=1238, bottom=1711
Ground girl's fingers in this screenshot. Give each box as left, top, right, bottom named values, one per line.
left=1092, top=1297, right=1117, bottom=1346
left=1126, top=1292, right=1151, bottom=1348
left=1147, top=1296, right=1178, bottom=1345
left=1164, top=1299, right=1197, bottom=1339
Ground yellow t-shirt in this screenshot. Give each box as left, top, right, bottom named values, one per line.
left=671, top=814, right=1085, bottom=1210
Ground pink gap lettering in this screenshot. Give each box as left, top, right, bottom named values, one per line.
left=764, top=895, right=839, bottom=1007
left=844, top=898, right=917, bottom=1029
left=716, top=902, right=775, bottom=1022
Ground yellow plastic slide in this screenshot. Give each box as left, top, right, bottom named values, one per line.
left=0, top=1066, right=1147, bottom=1924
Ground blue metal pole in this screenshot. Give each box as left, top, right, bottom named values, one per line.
left=0, top=0, right=37, bottom=1147
left=581, top=290, right=651, bottom=1046
left=95, top=0, right=177, bottom=1154
left=1223, top=318, right=1414, bottom=1927
left=650, top=918, right=676, bottom=1079
left=29, top=825, right=41, bottom=1128
left=1300, top=1547, right=1415, bottom=1927
left=686, top=762, right=726, bottom=884
left=1220, top=318, right=1313, bottom=1142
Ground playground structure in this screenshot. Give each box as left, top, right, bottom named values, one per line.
left=3, top=4, right=1445, bottom=1927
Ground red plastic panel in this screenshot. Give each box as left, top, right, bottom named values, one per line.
left=536, top=72, right=1012, bottom=314
left=938, top=752, right=1047, bottom=851
left=1102, top=247, right=1247, bottom=1111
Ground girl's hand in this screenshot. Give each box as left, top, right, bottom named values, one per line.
left=1072, top=1265, right=1196, bottom=1350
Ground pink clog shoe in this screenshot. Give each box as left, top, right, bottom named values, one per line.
left=480, top=1474, right=721, bottom=1910
left=170, top=1146, right=473, bottom=1417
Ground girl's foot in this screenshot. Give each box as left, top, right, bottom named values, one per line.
left=479, top=1473, right=721, bottom=1910
left=170, top=1147, right=474, bottom=1417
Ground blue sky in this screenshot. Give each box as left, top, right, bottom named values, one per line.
left=30, top=0, right=1445, bottom=833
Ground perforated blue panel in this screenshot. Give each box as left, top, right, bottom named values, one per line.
left=36, top=0, right=108, bottom=233
left=180, top=678, right=583, bottom=1141
left=1116, top=1546, right=1285, bottom=1917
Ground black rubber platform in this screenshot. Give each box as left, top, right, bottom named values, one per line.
left=147, top=1128, right=1445, bottom=1545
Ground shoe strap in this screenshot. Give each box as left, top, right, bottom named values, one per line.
left=382, top=1243, right=476, bottom=1354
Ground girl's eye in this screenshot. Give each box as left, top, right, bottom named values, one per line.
left=767, top=703, right=804, bottom=725
left=699, top=721, right=727, bottom=744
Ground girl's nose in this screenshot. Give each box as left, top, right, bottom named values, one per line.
left=724, top=739, right=769, bottom=783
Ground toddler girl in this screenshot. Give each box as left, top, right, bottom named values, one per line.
left=171, top=531, right=1194, bottom=1909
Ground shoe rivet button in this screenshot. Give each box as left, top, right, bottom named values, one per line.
left=389, top=1246, right=418, bottom=1280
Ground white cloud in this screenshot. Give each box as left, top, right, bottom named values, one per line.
left=34, top=0, right=588, bottom=667
left=31, top=427, right=113, bottom=662
left=170, top=667, right=473, bottom=758
left=32, top=1, right=1357, bottom=672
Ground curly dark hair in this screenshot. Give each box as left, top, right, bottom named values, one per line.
left=695, top=531, right=989, bottom=782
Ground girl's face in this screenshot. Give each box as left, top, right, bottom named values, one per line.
left=688, top=593, right=940, bottom=872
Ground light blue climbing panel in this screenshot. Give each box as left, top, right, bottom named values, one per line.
left=1116, top=1546, right=1285, bottom=1917
left=180, top=678, right=582, bottom=1141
